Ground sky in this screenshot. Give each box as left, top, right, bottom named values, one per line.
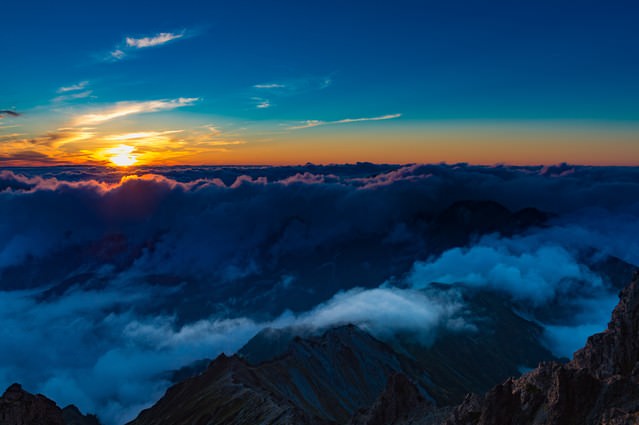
left=1, top=0, right=639, bottom=166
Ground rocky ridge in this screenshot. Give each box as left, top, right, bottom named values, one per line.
left=444, top=272, right=639, bottom=425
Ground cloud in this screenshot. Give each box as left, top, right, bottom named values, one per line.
left=0, top=133, right=24, bottom=140
left=53, top=90, right=93, bottom=103
left=104, top=130, right=184, bottom=141
left=252, top=97, right=271, bottom=109
left=110, top=49, right=125, bottom=60
left=0, top=164, right=638, bottom=423
left=409, top=243, right=603, bottom=306
left=72, top=98, right=198, bottom=126
left=204, top=140, right=246, bottom=146
left=104, top=30, right=188, bottom=62
left=126, top=32, right=184, bottom=48
left=0, top=110, right=20, bottom=118
left=254, top=83, right=286, bottom=89
left=0, top=150, right=61, bottom=165
left=57, top=81, right=89, bottom=93
left=288, top=113, right=401, bottom=130
left=248, top=76, right=333, bottom=107
left=260, top=76, right=332, bottom=93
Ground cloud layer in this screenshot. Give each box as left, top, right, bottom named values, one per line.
left=1, top=163, right=638, bottom=424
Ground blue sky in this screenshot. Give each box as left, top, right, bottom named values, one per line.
left=1, top=0, right=639, bottom=165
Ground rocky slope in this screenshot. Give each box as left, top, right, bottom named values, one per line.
left=444, top=272, right=639, bottom=425
left=128, top=325, right=436, bottom=425
left=239, top=284, right=555, bottom=406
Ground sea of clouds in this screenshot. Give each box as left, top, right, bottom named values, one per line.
left=1, top=163, right=638, bottom=424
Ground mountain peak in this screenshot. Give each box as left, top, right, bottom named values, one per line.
left=0, top=383, right=65, bottom=425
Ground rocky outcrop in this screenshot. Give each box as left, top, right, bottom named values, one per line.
left=0, top=384, right=101, bottom=425
left=445, top=273, right=639, bottom=425
left=0, top=383, right=64, bottom=425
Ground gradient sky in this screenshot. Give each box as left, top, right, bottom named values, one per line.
left=1, top=0, right=638, bottom=166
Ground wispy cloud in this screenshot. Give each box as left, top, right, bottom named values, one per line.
left=104, top=130, right=184, bottom=141
left=252, top=97, right=271, bottom=109
left=110, top=49, right=125, bottom=60
left=126, top=32, right=184, bottom=48
left=249, top=76, right=332, bottom=109
left=288, top=113, right=401, bottom=130
left=53, top=90, right=93, bottom=103
left=254, top=83, right=286, bottom=89
left=73, top=98, right=199, bottom=126
left=205, top=140, right=246, bottom=146
left=57, top=81, right=89, bottom=93
left=202, top=124, right=221, bottom=135
left=0, top=133, right=24, bottom=140
left=106, top=30, right=188, bottom=61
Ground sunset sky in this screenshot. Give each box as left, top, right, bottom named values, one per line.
left=2, top=0, right=638, bottom=166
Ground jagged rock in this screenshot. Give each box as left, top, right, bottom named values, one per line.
left=0, top=383, right=64, bottom=425
left=445, top=274, right=639, bottom=425
left=571, top=273, right=639, bottom=379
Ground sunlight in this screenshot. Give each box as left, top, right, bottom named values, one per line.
left=108, top=144, right=138, bottom=167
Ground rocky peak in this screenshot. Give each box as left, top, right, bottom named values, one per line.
left=571, top=273, right=639, bottom=379
left=0, top=383, right=64, bottom=425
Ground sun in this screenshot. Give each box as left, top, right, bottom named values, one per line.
left=108, top=144, right=138, bottom=167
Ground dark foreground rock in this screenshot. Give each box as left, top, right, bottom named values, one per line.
left=0, top=383, right=99, bottom=425
left=444, top=273, right=639, bottom=425
left=0, top=383, right=64, bottom=425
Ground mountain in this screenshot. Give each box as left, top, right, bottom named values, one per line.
left=395, top=285, right=555, bottom=405
left=127, top=325, right=436, bottom=425
left=237, top=286, right=556, bottom=406
left=127, top=282, right=558, bottom=425
left=444, top=271, right=639, bottom=424
left=6, top=271, right=638, bottom=424
left=0, top=383, right=99, bottom=425
left=0, top=383, right=64, bottom=425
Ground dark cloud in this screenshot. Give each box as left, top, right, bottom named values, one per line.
left=0, top=163, right=638, bottom=424
left=0, top=110, right=20, bottom=118
left=0, top=151, right=60, bottom=165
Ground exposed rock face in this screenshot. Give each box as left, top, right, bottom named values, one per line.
left=128, top=325, right=435, bottom=425
left=571, top=273, right=639, bottom=379
left=0, top=383, right=64, bottom=425
left=445, top=273, right=639, bottom=425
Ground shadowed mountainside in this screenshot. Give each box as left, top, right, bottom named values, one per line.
left=127, top=325, right=435, bottom=425
left=0, top=383, right=99, bottom=425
